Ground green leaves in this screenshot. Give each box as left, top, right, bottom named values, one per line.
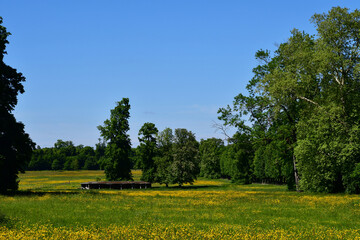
left=219, top=7, right=360, bottom=192
left=97, top=99, right=132, bottom=181
left=138, top=122, right=158, bottom=182
left=199, top=138, right=224, bottom=179
left=294, top=7, right=360, bottom=193
left=170, top=129, right=199, bottom=186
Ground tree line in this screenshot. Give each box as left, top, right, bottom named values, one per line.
left=82, top=97, right=256, bottom=186
left=28, top=140, right=105, bottom=171
left=27, top=96, right=254, bottom=188
left=27, top=112, right=252, bottom=188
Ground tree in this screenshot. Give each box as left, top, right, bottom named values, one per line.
left=129, top=147, right=141, bottom=169
left=97, top=98, right=132, bottom=181
left=294, top=7, right=360, bottom=193
left=219, top=47, right=301, bottom=190
left=95, top=138, right=107, bottom=170
left=220, top=132, right=253, bottom=184
left=169, top=128, right=199, bottom=186
left=53, top=140, right=75, bottom=170
left=28, top=148, right=52, bottom=170
left=219, top=7, right=360, bottom=193
left=0, top=17, right=35, bottom=192
left=80, top=146, right=98, bottom=170
left=199, top=138, right=224, bottom=179
left=138, top=122, right=158, bottom=182
left=154, top=127, right=174, bottom=186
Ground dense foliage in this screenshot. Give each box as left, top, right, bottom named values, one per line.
left=0, top=17, right=35, bottom=193
left=98, top=98, right=133, bottom=181
left=138, top=122, right=158, bottom=182
left=28, top=140, right=105, bottom=171
left=198, top=138, right=224, bottom=179
left=140, top=127, right=200, bottom=186
left=220, top=132, right=254, bottom=184
left=219, top=7, right=360, bottom=193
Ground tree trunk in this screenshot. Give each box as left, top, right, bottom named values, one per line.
left=293, top=154, right=300, bottom=191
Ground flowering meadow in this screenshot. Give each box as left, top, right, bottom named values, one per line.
left=0, top=170, right=360, bottom=239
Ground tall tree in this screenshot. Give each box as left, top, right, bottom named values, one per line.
left=219, top=46, right=303, bottom=190
left=220, top=7, right=360, bottom=193
left=0, top=17, right=35, bottom=192
left=138, top=122, right=158, bottom=182
left=154, top=127, right=174, bottom=186
left=170, top=128, right=199, bottom=186
left=98, top=98, right=132, bottom=181
left=295, top=7, right=360, bottom=193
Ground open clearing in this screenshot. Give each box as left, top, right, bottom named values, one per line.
left=1, top=170, right=360, bottom=239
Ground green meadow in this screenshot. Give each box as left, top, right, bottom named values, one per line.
left=1, top=170, right=360, bottom=239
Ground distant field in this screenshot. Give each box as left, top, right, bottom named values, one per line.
left=1, top=171, right=360, bottom=239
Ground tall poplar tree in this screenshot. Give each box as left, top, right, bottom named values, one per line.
left=138, top=122, right=158, bottom=182
left=154, top=127, right=174, bottom=186
left=98, top=98, right=132, bottom=181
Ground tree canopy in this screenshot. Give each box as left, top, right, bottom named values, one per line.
left=170, top=129, right=199, bottom=186
left=0, top=17, right=35, bottom=193
left=98, top=98, right=133, bottom=181
left=138, top=122, right=158, bottom=182
left=219, top=7, right=360, bottom=193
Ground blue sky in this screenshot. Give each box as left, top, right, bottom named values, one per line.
left=1, top=1, right=358, bottom=147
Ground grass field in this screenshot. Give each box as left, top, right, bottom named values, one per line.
left=1, top=170, right=360, bottom=239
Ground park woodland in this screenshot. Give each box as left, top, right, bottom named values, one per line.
left=8, top=7, right=360, bottom=194
left=3, top=5, right=360, bottom=239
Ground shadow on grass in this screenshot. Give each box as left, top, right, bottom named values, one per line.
left=0, top=213, right=7, bottom=224
left=1, top=184, right=223, bottom=196
left=158, top=185, right=222, bottom=190
left=0, top=212, right=15, bottom=228
left=1, top=190, right=82, bottom=197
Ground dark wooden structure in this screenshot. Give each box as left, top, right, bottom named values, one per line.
left=81, top=181, right=151, bottom=190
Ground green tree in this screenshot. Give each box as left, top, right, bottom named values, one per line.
left=129, top=147, right=141, bottom=169
left=0, top=17, right=35, bottom=192
left=169, top=129, right=199, bottom=186
left=83, top=156, right=99, bottom=170
left=97, top=98, right=132, bottom=181
left=28, top=147, right=52, bottom=170
left=138, top=122, right=158, bottom=182
left=95, top=138, right=106, bottom=170
left=198, top=138, right=224, bottom=179
left=219, top=15, right=319, bottom=190
left=219, top=47, right=300, bottom=190
left=154, top=127, right=174, bottom=186
left=53, top=140, right=77, bottom=170
left=294, top=8, right=360, bottom=193
left=220, top=7, right=360, bottom=193
left=220, top=132, right=253, bottom=184
left=80, top=146, right=98, bottom=170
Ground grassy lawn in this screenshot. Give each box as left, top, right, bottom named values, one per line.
left=0, top=170, right=360, bottom=239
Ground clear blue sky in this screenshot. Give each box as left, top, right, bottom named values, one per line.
left=1, top=1, right=358, bottom=148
